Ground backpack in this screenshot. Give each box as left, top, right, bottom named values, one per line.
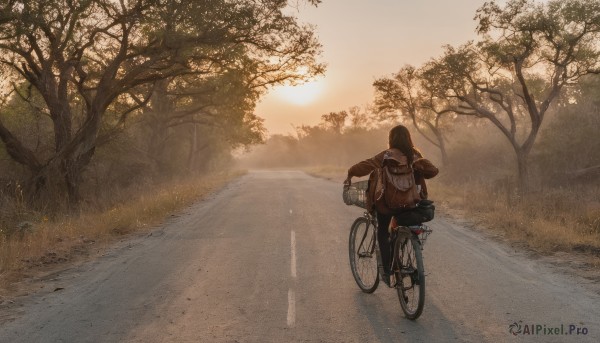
left=375, top=150, right=421, bottom=211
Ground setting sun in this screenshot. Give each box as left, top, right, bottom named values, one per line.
left=274, top=78, right=325, bottom=105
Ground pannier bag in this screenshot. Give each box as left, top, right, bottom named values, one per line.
left=394, top=199, right=435, bottom=226
left=415, top=199, right=435, bottom=222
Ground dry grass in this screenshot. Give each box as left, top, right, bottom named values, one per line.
left=429, top=180, right=600, bottom=261
left=0, top=171, right=244, bottom=291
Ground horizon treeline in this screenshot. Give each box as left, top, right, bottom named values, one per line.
left=240, top=77, right=599, bottom=186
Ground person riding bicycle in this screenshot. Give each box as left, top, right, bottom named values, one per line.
left=344, top=125, right=438, bottom=286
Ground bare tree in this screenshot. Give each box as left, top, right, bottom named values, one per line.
left=420, top=0, right=600, bottom=190
left=374, top=66, right=451, bottom=165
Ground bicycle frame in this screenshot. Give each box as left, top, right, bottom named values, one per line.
left=358, top=211, right=395, bottom=287
left=359, top=211, right=432, bottom=289
left=345, top=184, right=433, bottom=319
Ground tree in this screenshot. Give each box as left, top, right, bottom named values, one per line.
left=140, top=68, right=264, bottom=174
left=374, top=65, right=451, bottom=165
left=0, top=0, right=323, bottom=209
left=347, top=106, right=373, bottom=131
left=420, top=0, right=600, bottom=190
left=320, top=111, right=348, bottom=134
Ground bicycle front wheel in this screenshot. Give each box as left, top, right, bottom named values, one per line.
left=348, top=217, right=379, bottom=293
left=395, top=235, right=425, bottom=319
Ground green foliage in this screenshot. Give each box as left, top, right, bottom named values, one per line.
left=0, top=0, right=324, bottom=209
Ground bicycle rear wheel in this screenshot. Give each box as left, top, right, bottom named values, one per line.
left=395, top=234, right=425, bottom=319
left=348, top=217, right=379, bottom=293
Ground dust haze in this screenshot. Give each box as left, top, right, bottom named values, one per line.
left=0, top=0, right=599, bottom=341
left=238, top=101, right=600, bottom=188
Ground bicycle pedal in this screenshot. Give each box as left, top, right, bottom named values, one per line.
left=400, top=267, right=415, bottom=275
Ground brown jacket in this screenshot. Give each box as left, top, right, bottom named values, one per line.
left=347, top=149, right=439, bottom=212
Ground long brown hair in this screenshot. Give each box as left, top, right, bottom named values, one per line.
left=388, top=125, right=417, bottom=164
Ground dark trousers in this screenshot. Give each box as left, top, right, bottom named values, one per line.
left=376, top=212, right=393, bottom=274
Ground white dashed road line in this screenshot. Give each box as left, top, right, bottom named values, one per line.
left=288, top=208, right=297, bottom=328
left=287, top=288, right=296, bottom=327
left=291, top=230, right=297, bottom=279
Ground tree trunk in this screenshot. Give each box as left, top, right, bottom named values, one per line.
left=432, top=128, right=448, bottom=166
left=20, top=154, right=86, bottom=212
left=63, top=159, right=83, bottom=212
left=439, top=142, right=448, bottom=167
left=25, top=162, right=65, bottom=212
left=147, top=79, right=172, bottom=173
left=516, top=150, right=530, bottom=193
left=187, top=122, right=198, bottom=171
left=148, top=120, right=170, bottom=172
left=416, top=120, right=448, bottom=166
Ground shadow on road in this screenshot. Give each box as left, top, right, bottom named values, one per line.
left=354, top=290, right=471, bottom=343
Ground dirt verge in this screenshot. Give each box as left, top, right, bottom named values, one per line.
left=0, top=172, right=244, bottom=298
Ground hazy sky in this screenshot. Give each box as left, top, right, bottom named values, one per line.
left=255, top=0, right=492, bottom=135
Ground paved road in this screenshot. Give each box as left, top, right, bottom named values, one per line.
left=1, top=171, right=599, bottom=342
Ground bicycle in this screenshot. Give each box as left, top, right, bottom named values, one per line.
left=343, top=180, right=432, bottom=320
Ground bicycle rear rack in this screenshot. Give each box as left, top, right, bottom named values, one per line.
left=392, top=225, right=433, bottom=250
left=415, top=225, right=432, bottom=249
